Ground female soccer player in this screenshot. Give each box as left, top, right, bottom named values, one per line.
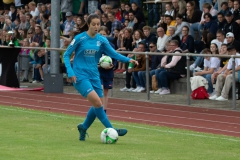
left=64, top=14, right=138, bottom=141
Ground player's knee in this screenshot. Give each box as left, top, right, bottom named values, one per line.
left=92, top=99, right=102, bottom=107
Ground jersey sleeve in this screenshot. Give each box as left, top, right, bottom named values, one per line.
left=63, top=37, right=78, bottom=77
left=101, top=37, right=131, bottom=63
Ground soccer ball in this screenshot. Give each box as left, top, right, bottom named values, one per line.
left=100, top=128, right=118, bottom=144
left=99, top=56, right=112, bottom=68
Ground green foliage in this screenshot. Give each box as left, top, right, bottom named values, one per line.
left=0, top=106, right=240, bottom=160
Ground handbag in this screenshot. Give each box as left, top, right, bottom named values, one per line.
left=152, top=75, right=158, bottom=91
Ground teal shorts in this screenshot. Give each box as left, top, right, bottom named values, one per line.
left=73, top=79, right=103, bottom=98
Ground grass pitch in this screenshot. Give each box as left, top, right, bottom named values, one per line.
left=0, top=106, right=239, bottom=160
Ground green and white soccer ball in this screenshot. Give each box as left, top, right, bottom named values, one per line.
left=100, top=128, right=118, bottom=144
left=99, top=56, right=112, bottom=68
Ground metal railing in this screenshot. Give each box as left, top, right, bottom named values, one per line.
left=1, top=46, right=239, bottom=110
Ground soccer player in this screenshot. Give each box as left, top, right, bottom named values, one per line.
left=63, top=14, right=138, bottom=141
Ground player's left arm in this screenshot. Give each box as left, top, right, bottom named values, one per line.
left=102, top=38, right=138, bottom=65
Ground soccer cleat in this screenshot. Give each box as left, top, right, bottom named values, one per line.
left=114, top=128, right=128, bottom=136
left=77, top=124, right=88, bottom=141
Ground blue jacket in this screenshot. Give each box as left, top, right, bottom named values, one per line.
left=203, top=20, right=218, bottom=36
left=151, top=54, right=163, bottom=70
left=180, top=35, right=194, bottom=53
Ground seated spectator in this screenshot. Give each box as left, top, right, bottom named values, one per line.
left=32, top=25, right=43, bottom=46
left=180, top=26, right=194, bottom=53
left=40, top=14, right=50, bottom=30
left=201, top=13, right=218, bottom=38
left=211, top=44, right=229, bottom=84
left=61, top=12, right=75, bottom=36
left=29, top=49, right=44, bottom=83
left=131, top=29, right=145, bottom=48
left=116, top=28, right=133, bottom=73
left=174, top=14, right=190, bottom=37
left=119, top=42, right=147, bottom=92
left=226, top=32, right=240, bottom=52
left=209, top=45, right=240, bottom=101
left=194, top=48, right=220, bottom=94
left=219, top=2, right=229, bottom=16
left=127, top=11, right=135, bottom=28
left=138, top=41, right=163, bottom=92
left=217, top=12, right=227, bottom=31
left=131, top=2, right=145, bottom=25
left=165, top=3, right=174, bottom=17
left=141, top=26, right=157, bottom=51
left=28, top=1, right=39, bottom=20
left=165, top=15, right=176, bottom=36
left=222, top=11, right=240, bottom=41
left=172, top=0, right=186, bottom=20
left=156, top=27, right=168, bottom=52
left=156, top=40, right=186, bottom=95
left=132, top=16, right=145, bottom=32
left=167, top=26, right=180, bottom=46
left=131, top=52, right=147, bottom=92
left=101, top=13, right=112, bottom=32
left=75, top=16, right=88, bottom=33
left=108, top=11, right=122, bottom=36
left=233, top=0, right=240, bottom=24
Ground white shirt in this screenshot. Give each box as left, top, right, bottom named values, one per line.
left=204, top=57, right=220, bottom=72
left=164, top=10, right=174, bottom=17
left=30, top=8, right=39, bottom=17
left=157, top=34, right=168, bottom=51
left=211, top=39, right=227, bottom=50
left=227, top=53, right=240, bottom=69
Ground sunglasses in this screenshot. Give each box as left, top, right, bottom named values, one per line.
left=149, top=46, right=155, bottom=48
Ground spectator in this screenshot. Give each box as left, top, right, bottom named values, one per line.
left=165, top=3, right=174, bottom=17
left=226, top=32, right=240, bottom=52
left=18, top=14, right=30, bottom=30
left=101, top=13, right=112, bottom=33
left=138, top=41, right=163, bottom=92
left=61, top=11, right=75, bottom=36
left=132, top=15, right=145, bottom=32
left=180, top=26, right=194, bottom=53
left=12, top=18, right=20, bottom=30
left=131, top=2, right=145, bottom=24
left=131, top=43, right=147, bottom=92
left=108, top=11, right=122, bottom=36
left=156, top=27, right=168, bottom=52
left=72, top=0, right=84, bottom=16
left=142, top=26, right=157, bottom=51
left=28, top=1, right=39, bottom=20
left=32, top=25, right=43, bottom=46
left=202, top=13, right=218, bottom=37
left=194, top=47, right=220, bottom=94
left=165, top=15, right=176, bottom=36
left=101, top=4, right=107, bottom=13
left=18, top=38, right=30, bottom=82
left=172, top=0, right=187, bottom=20
left=0, top=15, right=5, bottom=29
left=199, top=0, right=212, bottom=11
left=3, top=18, right=12, bottom=31
left=25, top=13, right=32, bottom=22
left=112, top=4, right=122, bottom=22
left=174, top=14, right=190, bottom=37
left=168, top=26, right=181, bottom=46
left=217, top=12, right=227, bottom=31
left=116, top=28, right=133, bottom=73
left=10, top=5, right=17, bottom=21
left=40, top=14, right=50, bottom=30
left=132, top=29, right=145, bottom=48
left=127, top=11, right=135, bottom=28
left=233, top=0, right=240, bottom=24
left=222, top=11, right=240, bottom=40
left=211, top=44, right=229, bottom=84
left=75, top=16, right=88, bottom=33
left=209, top=45, right=240, bottom=101
left=219, top=2, right=229, bottom=16
left=156, top=40, right=186, bottom=95
left=186, top=1, right=202, bottom=37
left=60, top=0, right=72, bottom=23
left=211, top=29, right=227, bottom=50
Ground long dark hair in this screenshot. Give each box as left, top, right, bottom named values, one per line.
left=87, top=14, right=100, bottom=25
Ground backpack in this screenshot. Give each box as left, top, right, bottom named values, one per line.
left=191, top=86, right=209, bottom=99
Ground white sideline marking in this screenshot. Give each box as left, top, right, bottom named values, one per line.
left=1, top=92, right=240, bottom=119
left=0, top=100, right=239, bottom=135
left=0, top=94, right=239, bottom=126
left=0, top=106, right=239, bottom=142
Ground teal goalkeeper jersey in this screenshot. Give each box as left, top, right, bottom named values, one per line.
left=63, top=32, right=130, bottom=81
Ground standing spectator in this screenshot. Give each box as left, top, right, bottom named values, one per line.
left=60, top=0, right=72, bottom=23
left=108, top=11, right=122, bottom=36
left=180, top=26, right=194, bottom=53
left=147, top=0, right=160, bottom=27
left=28, top=1, right=39, bottom=20
left=156, top=27, right=169, bottom=52
left=72, top=0, right=84, bottom=15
